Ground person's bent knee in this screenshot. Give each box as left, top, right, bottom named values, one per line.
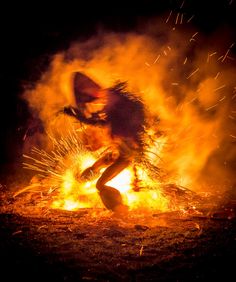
left=96, top=178, right=105, bottom=191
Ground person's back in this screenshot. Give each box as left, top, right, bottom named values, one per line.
left=105, top=83, right=145, bottom=148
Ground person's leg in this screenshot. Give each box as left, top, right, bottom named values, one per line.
left=80, top=152, right=116, bottom=180
left=96, top=157, right=130, bottom=210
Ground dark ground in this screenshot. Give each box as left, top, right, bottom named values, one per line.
left=0, top=184, right=236, bottom=282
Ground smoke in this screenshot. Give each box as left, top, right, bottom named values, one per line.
left=23, top=17, right=236, bottom=192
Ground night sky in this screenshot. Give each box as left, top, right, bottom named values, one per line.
left=0, top=0, right=236, bottom=172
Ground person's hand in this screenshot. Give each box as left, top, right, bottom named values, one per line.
left=98, top=112, right=107, bottom=121
left=56, top=106, right=75, bottom=117
left=80, top=167, right=95, bottom=181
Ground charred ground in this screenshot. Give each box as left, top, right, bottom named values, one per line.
left=0, top=187, right=236, bottom=282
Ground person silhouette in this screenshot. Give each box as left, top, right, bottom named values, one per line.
left=63, top=72, right=145, bottom=212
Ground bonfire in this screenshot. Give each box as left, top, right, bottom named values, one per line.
left=5, top=8, right=235, bottom=221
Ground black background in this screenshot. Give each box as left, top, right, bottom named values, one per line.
left=0, top=0, right=236, bottom=172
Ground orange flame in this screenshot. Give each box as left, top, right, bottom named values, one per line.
left=22, top=19, right=236, bottom=211
left=51, top=154, right=169, bottom=212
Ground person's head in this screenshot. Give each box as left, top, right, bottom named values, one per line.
left=73, top=72, right=108, bottom=114
left=73, top=72, right=101, bottom=103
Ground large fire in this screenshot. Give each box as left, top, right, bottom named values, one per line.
left=17, top=16, right=236, bottom=214
left=21, top=130, right=170, bottom=212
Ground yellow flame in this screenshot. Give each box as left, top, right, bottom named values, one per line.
left=51, top=153, right=169, bottom=212
left=106, top=168, right=133, bottom=193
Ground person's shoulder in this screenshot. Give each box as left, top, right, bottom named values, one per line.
left=109, top=82, right=144, bottom=109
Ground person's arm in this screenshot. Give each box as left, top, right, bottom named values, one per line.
left=63, top=106, right=107, bottom=126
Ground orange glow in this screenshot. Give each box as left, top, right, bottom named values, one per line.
left=20, top=20, right=236, bottom=213
left=106, top=168, right=133, bottom=193
left=50, top=155, right=169, bottom=212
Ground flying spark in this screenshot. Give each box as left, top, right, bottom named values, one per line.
left=187, top=15, right=194, bottom=23
left=213, top=85, right=226, bottom=92
left=214, top=72, right=220, bottom=80
left=153, top=55, right=160, bottom=64
left=206, top=104, right=219, bottom=111
left=180, top=0, right=185, bottom=9
left=187, top=68, right=199, bottom=79
left=175, top=13, right=180, bottom=25
left=165, top=10, right=172, bottom=23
